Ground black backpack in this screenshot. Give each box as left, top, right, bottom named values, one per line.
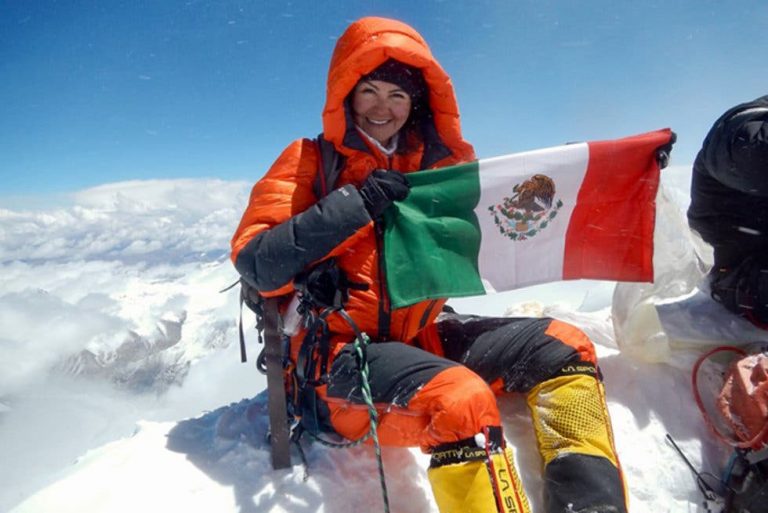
left=235, top=134, right=345, bottom=364
left=226, top=134, right=347, bottom=470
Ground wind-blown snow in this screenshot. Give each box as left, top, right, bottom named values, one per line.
left=0, top=167, right=732, bottom=512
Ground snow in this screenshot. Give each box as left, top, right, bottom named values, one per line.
left=0, top=166, right=736, bottom=512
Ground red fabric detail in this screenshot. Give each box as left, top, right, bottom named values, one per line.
left=487, top=428, right=529, bottom=513
left=718, top=352, right=768, bottom=449
left=690, top=346, right=768, bottom=449
left=563, top=128, right=674, bottom=283
left=482, top=426, right=507, bottom=513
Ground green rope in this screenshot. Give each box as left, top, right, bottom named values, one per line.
left=303, top=331, right=390, bottom=513
left=353, top=333, right=390, bottom=513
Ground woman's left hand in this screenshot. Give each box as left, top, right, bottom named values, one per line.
left=359, top=169, right=411, bottom=219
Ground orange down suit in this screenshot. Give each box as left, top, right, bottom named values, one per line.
left=232, top=17, right=627, bottom=513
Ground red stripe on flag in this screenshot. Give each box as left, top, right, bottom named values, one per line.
left=562, top=128, right=673, bottom=282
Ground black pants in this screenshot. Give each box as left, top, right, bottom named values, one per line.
left=327, top=314, right=590, bottom=406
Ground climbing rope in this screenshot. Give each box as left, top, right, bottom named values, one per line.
left=352, top=331, right=389, bottom=513
left=303, top=309, right=390, bottom=513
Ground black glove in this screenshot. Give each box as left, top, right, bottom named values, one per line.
left=655, top=131, right=677, bottom=169
left=295, top=259, right=368, bottom=310
left=359, top=169, right=410, bottom=219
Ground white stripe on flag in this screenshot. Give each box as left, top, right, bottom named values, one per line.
left=475, top=143, right=589, bottom=292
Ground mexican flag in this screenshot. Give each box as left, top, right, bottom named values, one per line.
left=383, top=128, right=674, bottom=309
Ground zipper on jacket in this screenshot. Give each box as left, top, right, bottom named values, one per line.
left=375, top=220, right=391, bottom=341
left=373, top=154, right=395, bottom=342
left=417, top=299, right=438, bottom=332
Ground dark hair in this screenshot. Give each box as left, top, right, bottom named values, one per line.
left=397, top=98, right=432, bottom=154
left=361, top=59, right=427, bottom=103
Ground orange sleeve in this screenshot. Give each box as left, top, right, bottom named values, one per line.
left=230, top=138, right=373, bottom=297
left=231, top=138, right=318, bottom=264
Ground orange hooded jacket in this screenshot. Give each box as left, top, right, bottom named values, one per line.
left=231, top=17, right=475, bottom=356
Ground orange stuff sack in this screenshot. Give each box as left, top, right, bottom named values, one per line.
left=717, top=353, right=768, bottom=449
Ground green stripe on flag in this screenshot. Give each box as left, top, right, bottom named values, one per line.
left=383, top=161, right=484, bottom=308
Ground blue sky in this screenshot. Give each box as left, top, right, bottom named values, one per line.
left=1, top=0, right=767, bottom=202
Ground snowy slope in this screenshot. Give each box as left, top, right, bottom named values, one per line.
left=0, top=166, right=732, bottom=512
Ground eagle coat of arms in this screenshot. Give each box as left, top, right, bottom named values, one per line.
left=488, top=174, right=563, bottom=241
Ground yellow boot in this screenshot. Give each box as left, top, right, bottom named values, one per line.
left=527, top=372, right=627, bottom=513
left=427, top=427, right=531, bottom=513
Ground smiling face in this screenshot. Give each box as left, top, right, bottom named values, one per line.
left=351, top=79, right=412, bottom=146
